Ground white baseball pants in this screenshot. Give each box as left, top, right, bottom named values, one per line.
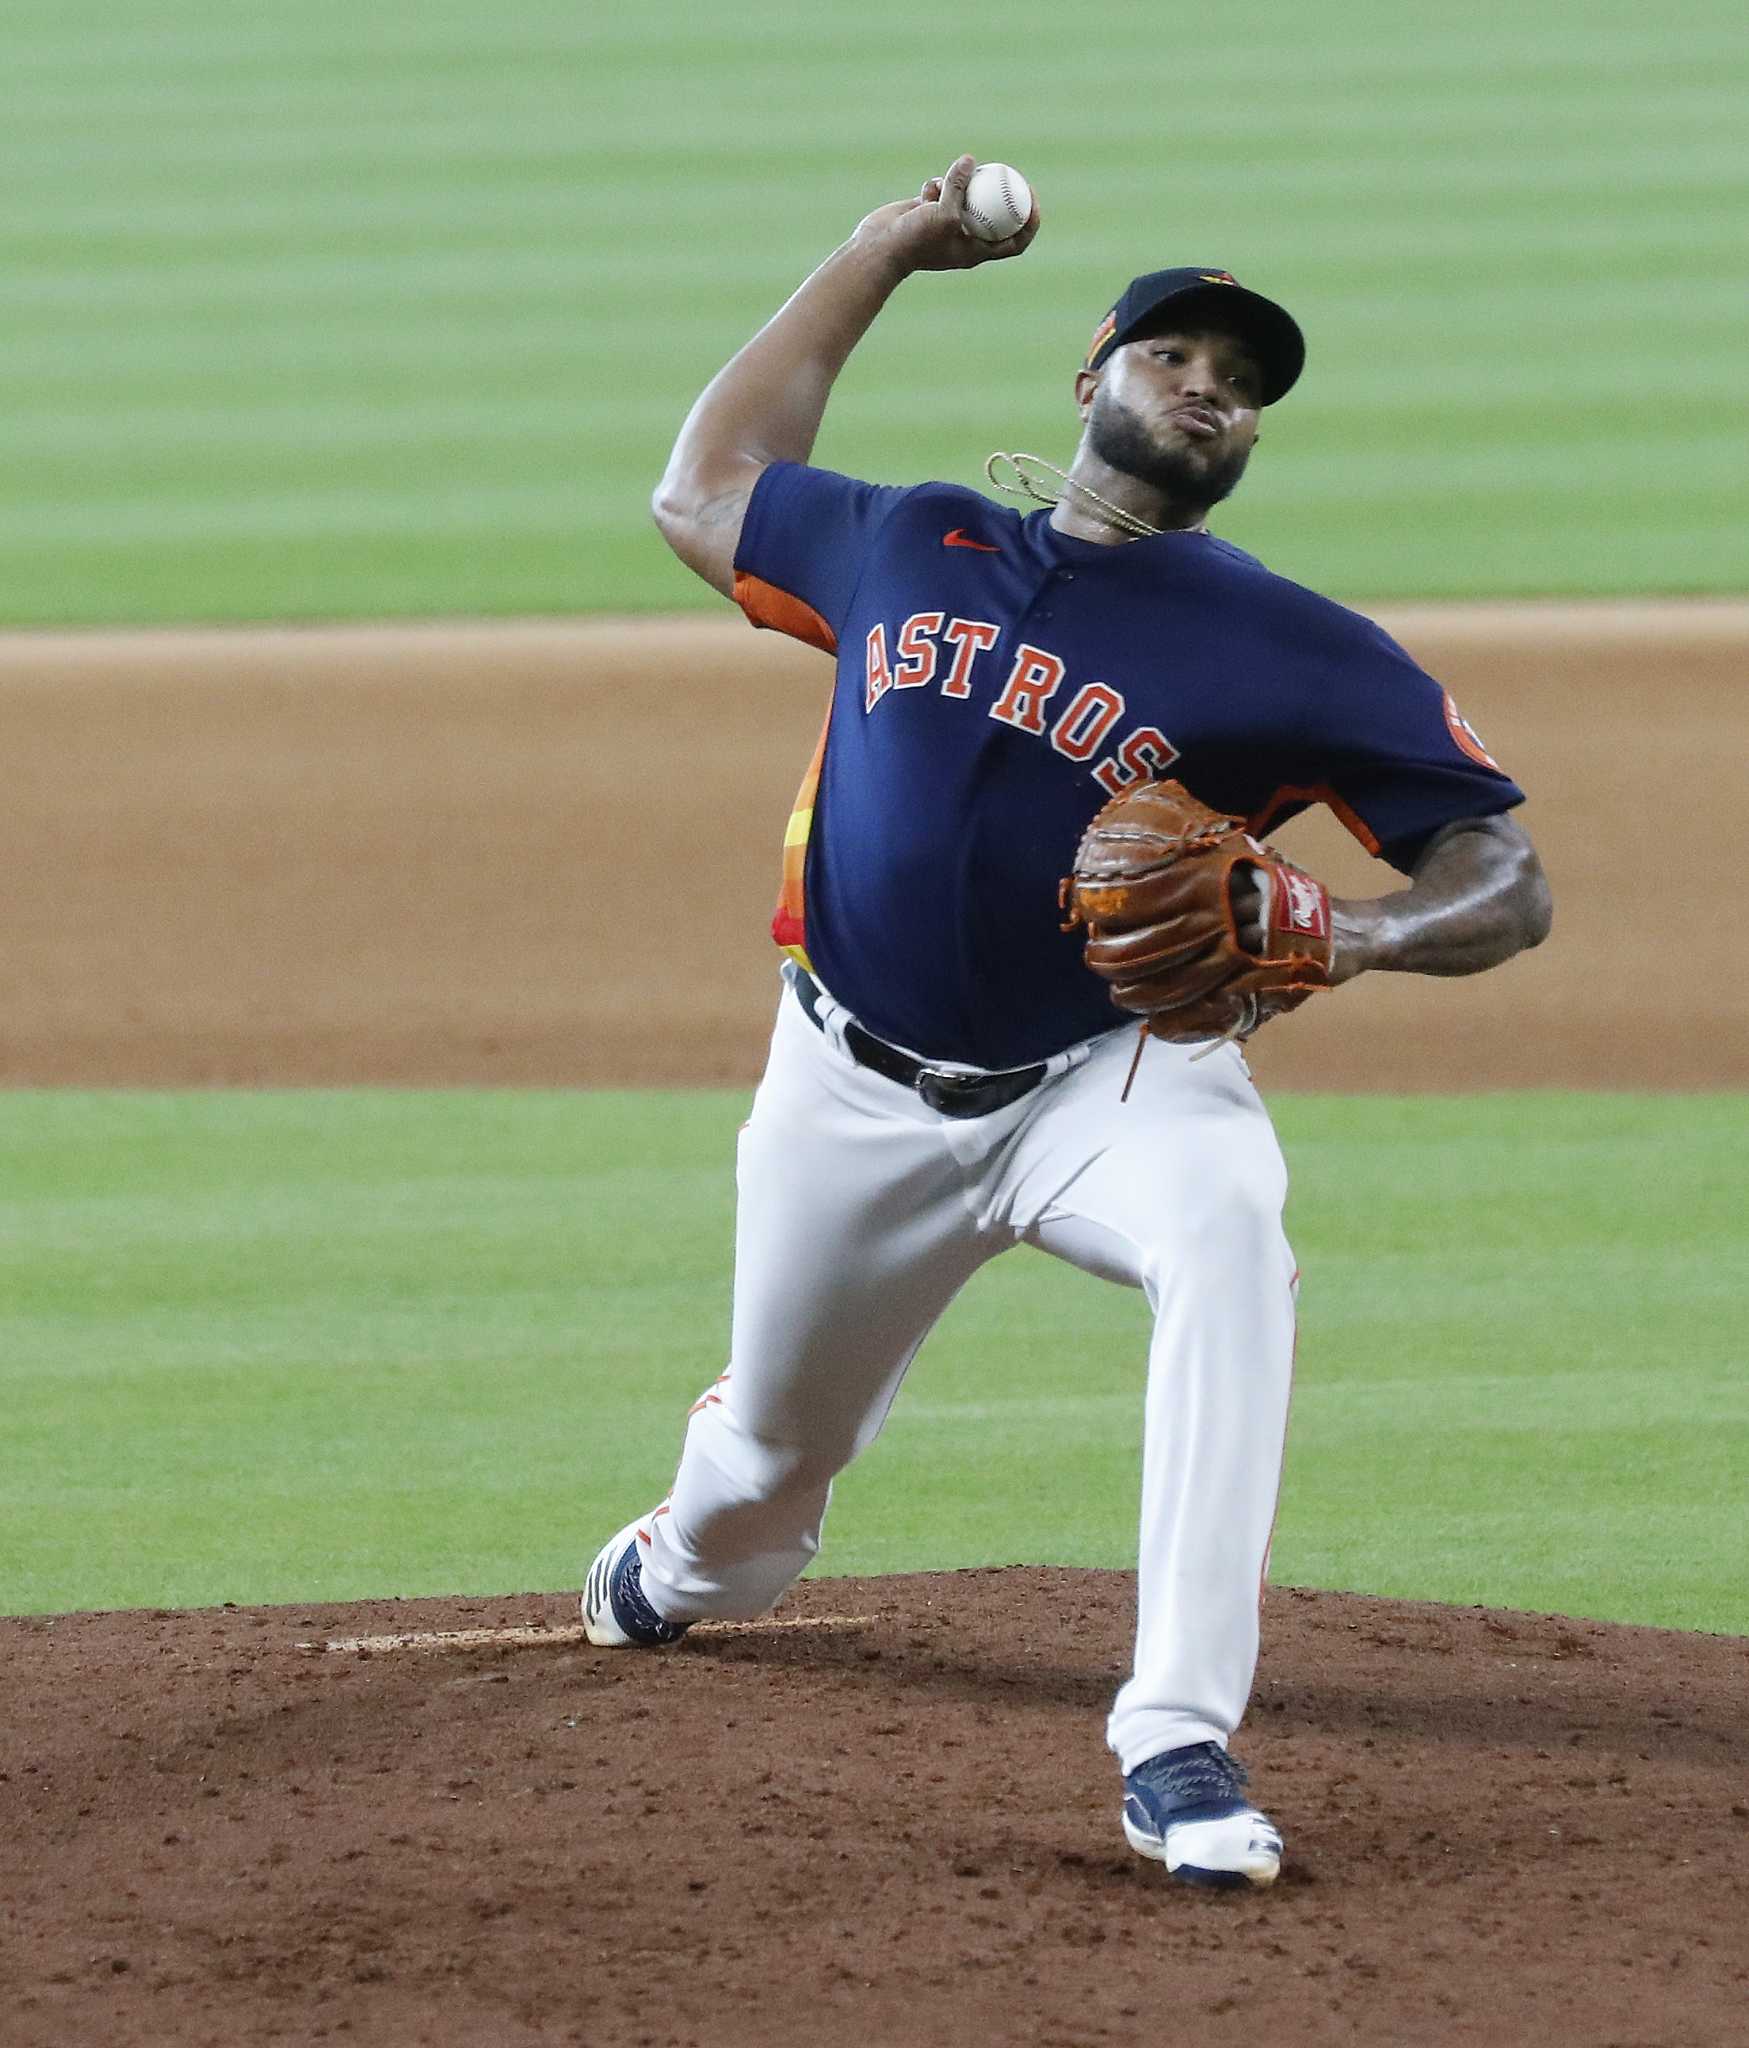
left=635, top=973, right=1299, bottom=1772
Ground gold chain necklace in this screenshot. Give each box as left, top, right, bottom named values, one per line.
left=985, top=451, right=1203, bottom=542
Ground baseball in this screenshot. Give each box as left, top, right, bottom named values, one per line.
left=963, top=161, right=1033, bottom=243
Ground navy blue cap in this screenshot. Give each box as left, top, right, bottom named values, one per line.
left=1085, top=267, right=1305, bottom=404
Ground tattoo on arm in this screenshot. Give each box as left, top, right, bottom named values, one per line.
left=693, top=484, right=752, bottom=533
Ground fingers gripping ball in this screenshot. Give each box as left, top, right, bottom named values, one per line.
left=963, top=162, right=1033, bottom=242
left=1061, top=778, right=1334, bottom=1051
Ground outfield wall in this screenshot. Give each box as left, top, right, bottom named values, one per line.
left=2, top=605, right=1744, bottom=1091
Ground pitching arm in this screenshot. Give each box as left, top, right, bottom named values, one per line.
left=650, top=156, right=1037, bottom=598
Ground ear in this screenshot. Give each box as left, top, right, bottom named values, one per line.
left=1074, top=367, right=1100, bottom=419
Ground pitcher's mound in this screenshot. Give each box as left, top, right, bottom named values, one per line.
left=4, top=1570, right=1744, bottom=2046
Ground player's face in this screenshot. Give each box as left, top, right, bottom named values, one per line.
left=1082, top=326, right=1263, bottom=509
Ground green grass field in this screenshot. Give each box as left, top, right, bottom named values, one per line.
left=3, top=1089, right=1742, bottom=1632
left=4, top=0, right=1745, bottom=625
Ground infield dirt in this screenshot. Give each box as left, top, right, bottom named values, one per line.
left=3, top=608, right=1746, bottom=2045
left=3, top=602, right=1746, bottom=1090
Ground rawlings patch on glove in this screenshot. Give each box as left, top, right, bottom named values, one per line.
left=1061, top=778, right=1334, bottom=1056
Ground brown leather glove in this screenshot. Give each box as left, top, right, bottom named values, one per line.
left=1061, top=778, right=1335, bottom=1046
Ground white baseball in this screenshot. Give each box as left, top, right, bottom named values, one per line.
left=962, top=161, right=1033, bottom=243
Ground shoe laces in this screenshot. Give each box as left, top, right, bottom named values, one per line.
left=1130, top=1741, right=1248, bottom=1806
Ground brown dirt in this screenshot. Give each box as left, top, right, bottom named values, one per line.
left=3, top=1573, right=1746, bottom=2048
left=2, top=601, right=1746, bottom=1090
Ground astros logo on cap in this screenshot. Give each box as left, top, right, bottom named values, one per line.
left=1199, top=272, right=1238, bottom=285
left=1084, top=311, right=1118, bottom=368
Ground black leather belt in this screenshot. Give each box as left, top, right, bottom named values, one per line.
left=790, top=967, right=1049, bottom=1119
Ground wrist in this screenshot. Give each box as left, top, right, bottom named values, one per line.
left=843, top=219, right=920, bottom=289
left=1328, top=897, right=1387, bottom=984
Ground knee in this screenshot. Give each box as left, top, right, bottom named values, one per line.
left=1144, top=1159, right=1289, bottom=1282
left=742, top=1430, right=841, bottom=1500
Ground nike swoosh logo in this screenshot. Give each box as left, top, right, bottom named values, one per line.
left=942, top=528, right=1000, bottom=552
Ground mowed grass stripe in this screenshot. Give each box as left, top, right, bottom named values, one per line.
left=6, top=211, right=1744, bottom=295
left=0, top=1089, right=1742, bottom=1631
left=10, top=409, right=1736, bottom=518
left=12, top=249, right=1747, bottom=330
left=9, top=83, right=1742, bottom=170
left=3, top=465, right=1737, bottom=549
left=12, top=6, right=1739, bottom=85
left=7, top=278, right=1740, bottom=416
left=7, top=58, right=1724, bottom=160
left=10, top=351, right=1744, bottom=465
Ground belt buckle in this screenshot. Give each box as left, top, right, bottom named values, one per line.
left=915, top=1065, right=979, bottom=1115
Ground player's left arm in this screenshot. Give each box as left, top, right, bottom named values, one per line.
left=1324, top=813, right=1552, bottom=986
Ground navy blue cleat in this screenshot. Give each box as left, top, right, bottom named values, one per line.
left=581, top=1519, right=692, bottom=1648
left=1122, top=1741, right=1283, bottom=1889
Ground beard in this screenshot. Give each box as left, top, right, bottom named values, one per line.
left=1087, top=386, right=1253, bottom=511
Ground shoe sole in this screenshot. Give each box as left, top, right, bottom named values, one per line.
left=1122, top=1809, right=1283, bottom=1890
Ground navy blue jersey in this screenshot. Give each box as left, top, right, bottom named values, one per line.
left=734, top=461, right=1524, bottom=1069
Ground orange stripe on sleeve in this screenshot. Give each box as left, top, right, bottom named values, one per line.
left=733, top=572, right=838, bottom=654
left=1247, top=782, right=1382, bottom=858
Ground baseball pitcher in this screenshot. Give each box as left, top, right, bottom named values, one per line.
left=583, top=157, right=1552, bottom=1889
